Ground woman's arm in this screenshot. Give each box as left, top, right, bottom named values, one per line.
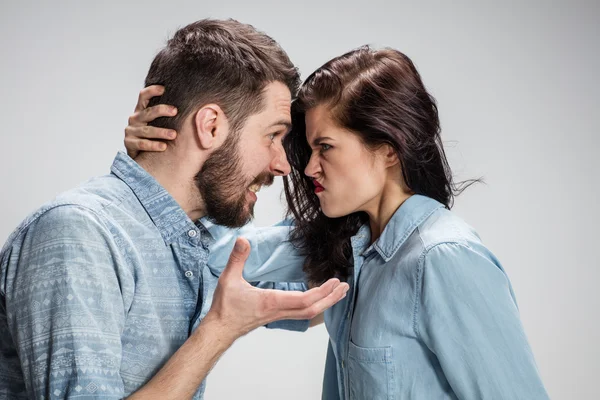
left=415, top=242, right=549, bottom=400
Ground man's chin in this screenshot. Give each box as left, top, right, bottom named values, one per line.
left=208, top=208, right=254, bottom=228
left=236, top=203, right=255, bottom=227
left=202, top=191, right=256, bottom=228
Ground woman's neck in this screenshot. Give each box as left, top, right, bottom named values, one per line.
left=364, top=181, right=412, bottom=244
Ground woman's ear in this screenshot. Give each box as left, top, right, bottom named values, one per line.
left=379, top=143, right=400, bottom=168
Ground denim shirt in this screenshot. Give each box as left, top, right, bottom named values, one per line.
left=0, top=152, right=306, bottom=399
left=208, top=195, right=549, bottom=399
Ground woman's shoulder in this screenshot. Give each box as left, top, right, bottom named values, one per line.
left=415, top=207, right=483, bottom=252
left=413, top=208, right=505, bottom=280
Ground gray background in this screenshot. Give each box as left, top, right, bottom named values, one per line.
left=1, top=0, right=598, bottom=398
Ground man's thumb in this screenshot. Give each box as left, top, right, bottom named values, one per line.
left=222, top=237, right=250, bottom=279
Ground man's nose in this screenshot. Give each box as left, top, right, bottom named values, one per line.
left=270, top=144, right=291, bottom=176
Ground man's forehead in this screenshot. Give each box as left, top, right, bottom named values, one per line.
left=274, top=98, right=291, bottom=115
left=264, top=81, right=291, bottom=107
left=261, top=98, right=292, bottom=127
left=244, top=82, right=292, bottom=129
left=246, top=104, right=291, bottom=131
left=267, top=90, right=291, bottom=114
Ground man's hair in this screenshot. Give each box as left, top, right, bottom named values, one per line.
left=144, top=19, right=300, bottom=133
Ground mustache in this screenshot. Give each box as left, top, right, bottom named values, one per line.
left=249, top=172, right=275, bottom=188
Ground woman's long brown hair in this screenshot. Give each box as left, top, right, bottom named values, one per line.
left=283, top=46, right=476, bottom=284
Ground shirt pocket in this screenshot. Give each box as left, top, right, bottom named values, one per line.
left=347, top=340, right=395, bottom=400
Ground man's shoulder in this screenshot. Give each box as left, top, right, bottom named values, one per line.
left=2, top=174, right=134, bottom=253
left=55, top=173, right=133, bottom=211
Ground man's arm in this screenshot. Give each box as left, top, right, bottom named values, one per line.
left=129, top=238, right=348, bottom=399
left=235, top=219, right=327, bottom=328
left=3, top=207, right=347, bottom=399
left=207, top=221, right=322, bottom=331
left=2, top=205, right=130, bottom=398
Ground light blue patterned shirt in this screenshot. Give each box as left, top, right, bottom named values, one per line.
left=207, top=195, right=549, bottom=399
left=0, top=152, right=307, bottom=399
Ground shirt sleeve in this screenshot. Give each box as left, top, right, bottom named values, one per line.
left=206, top=219, right=307, bottom=282
left=415, top=242, right=549, bottom=400
left=2, top=205, right=128, bottom=399
left=205, top=219, right=310, bottom=331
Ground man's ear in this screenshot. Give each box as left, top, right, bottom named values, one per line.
left=193, top=104, right=228, bottom=150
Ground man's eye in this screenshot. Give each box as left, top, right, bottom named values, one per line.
left=268, top=133, right=277, bottom=142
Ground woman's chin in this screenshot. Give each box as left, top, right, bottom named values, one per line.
left=321, top=206, right=345, bottom=219
left=321, top=201, right=363, bottom=218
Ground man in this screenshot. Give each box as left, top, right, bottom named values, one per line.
left=0, top=19, right=348, bottom=399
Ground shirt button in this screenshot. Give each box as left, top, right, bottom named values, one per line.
left=341, top=360, right=345, bottom=369
left=188, top=229, right=198, bottom=238
left=347, top=312, right=351, bottom=320
left=184, top=271, right=194, bottom=278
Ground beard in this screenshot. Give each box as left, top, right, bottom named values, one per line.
left=195, top=132, right=274, bottom=228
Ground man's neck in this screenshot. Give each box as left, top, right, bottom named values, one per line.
left=135, top=152, right=207, bottom=221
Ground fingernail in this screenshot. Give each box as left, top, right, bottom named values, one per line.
left=171, top=107, right=178, bottom=114
left=168, top=131, right=176, bottom=138
left=234, top=240, right=246, bottom=252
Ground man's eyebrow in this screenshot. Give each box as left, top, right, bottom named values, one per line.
left=267, top=119, right=292, bottom=130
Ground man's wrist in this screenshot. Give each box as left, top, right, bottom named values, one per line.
left=196, top=312, right=239, bottom=348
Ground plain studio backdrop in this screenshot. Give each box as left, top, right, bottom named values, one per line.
left=1, top=1, right=598, bottom=398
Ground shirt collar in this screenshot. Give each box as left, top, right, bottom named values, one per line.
left=110, top=151, right=213, bottom=245
left=359, top=194, right=445, bottom=262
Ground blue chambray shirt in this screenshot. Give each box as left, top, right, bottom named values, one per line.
left=0, top=152, right=307, bottom=399
left=208, top=195, right=549, bottom=399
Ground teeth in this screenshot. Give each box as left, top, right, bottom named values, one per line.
left=249, top=184, right=261, bottom=193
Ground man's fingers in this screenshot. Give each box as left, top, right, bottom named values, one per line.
left=135, top=85, right=165, bottom=112
left=285, top=283, right=349, bottom=320
left=306, top=283, right=349, bottom=315
left=274, top=278, right=341, bottom=309
left=220, top=238, right=251, bottom=282
left=264, top=280, right=350, bottom=321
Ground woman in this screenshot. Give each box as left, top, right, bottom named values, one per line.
left=125, top=46, right=549, bottom=399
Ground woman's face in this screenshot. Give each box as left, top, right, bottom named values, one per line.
left=304, top=105, right=389, bottom=218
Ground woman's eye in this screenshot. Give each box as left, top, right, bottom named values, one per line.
left=320, top=143, right=331, bottom=152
